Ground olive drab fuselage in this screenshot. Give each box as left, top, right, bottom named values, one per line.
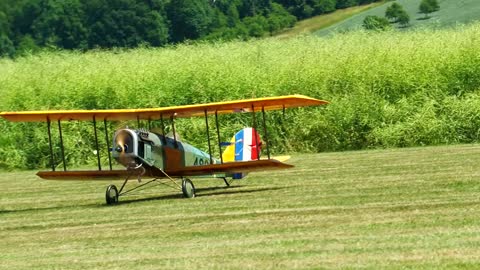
left=112, top=128, right=219, bottom=172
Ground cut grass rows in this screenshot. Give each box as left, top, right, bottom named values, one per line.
left=1, top=144, right=480, bottom=269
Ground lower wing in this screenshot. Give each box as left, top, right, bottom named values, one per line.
left=36, top=159, right=293, bottom=181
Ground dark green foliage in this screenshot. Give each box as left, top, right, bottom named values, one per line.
left=168, top=0, right=215, bottom=42
left=385, top=3, right=409, bottom=27
left=0, top=10, right=15, bottom=57
left=0, top=0, right=390, bottom=56
left=362, top=15, right=390, bottom=30
left=314, top=0, right=337, bottom=14
left=419, top=0, right=440, bottom=18
left=397, top=9, right=410, bottom=27
left=336, top=0, right=358, bottom=9
left=385, top=3, right=402, bottom=22
left=85, top=0, right=169, bottom=48
left=267, top=3, right=297, bottom=33
left=33, top=0, right=87, bottom=49
left=0, top=34, right=15, bottom=57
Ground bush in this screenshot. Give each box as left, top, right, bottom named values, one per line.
left=362, top=15, right=391, bottom=31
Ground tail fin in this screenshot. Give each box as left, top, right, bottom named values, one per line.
left=222, top=127, right=262, bottom=162
left=222, top=127, right=262, bottom=179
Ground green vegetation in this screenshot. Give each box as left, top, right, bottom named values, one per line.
left=276, top=2, right=384, bottom=38
left=362, top=15, right=391, bottom=30
left=2, top=23, right=480, bottom=169
left=0, top=0, right=385, bottom=57
left=1, top=145, right=480, bottom=269
left=316, top=0, right=480, bottom=35
left=419, top=0, right=440, bottom=19
left=385, top=2, right=407, bottom=23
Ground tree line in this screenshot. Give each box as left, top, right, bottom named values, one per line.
left=0, top=0, right=382, bottom=58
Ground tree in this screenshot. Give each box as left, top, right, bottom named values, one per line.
left=85, top=0, right=169, bottom=48
left=362, top=15, right=390, bottom=31
left=313, top=0, right=336, bottom=15
left=267, top=3, right=296, bottom=33
left=243, top=15, right=268, bottom=37
left=385, top=3, right=403, bottom=22
left=336, top=0, right=358, bottom=9
left=32, top=0, right=87, bottom=49
left=0, top=10, right=16, bottom=57
left=419, top=0, right=439, bottom=19
left=397, top=10, right=410, bottom=27
left=0, top=34, right=15, bottom=57
left=167, top=0, right=215, bottom=42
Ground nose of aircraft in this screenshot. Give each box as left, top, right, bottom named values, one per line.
left=113, top=130, right=135, bottom=167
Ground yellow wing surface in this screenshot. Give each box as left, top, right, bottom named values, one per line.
left=0, top=95, right=328, bottom=122
left=1, top=95, right=327, bottom=181
left=36, top=159, right=293, bottom=180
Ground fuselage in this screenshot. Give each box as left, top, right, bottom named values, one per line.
left=111, top=128, right=219, bottom=171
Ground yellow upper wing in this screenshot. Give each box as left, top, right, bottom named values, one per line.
left=0, top=95, right=328, bottom=122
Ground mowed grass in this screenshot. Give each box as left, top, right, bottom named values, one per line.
left=316, top=0, right=480, bottom=35
left=275, top=1, right=384, bottom=38
left=1, top=145, right=480, bottom=269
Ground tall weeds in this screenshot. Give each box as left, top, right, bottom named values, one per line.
left=1, top=24, right=480, bottom=169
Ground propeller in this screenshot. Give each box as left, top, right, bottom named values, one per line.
left=114, top=130, right=135, bottom=167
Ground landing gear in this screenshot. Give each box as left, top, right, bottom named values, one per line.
left=223, top=177, right=231, bottom=187
left=105, top=184, right=119, bottom=205
left=181, top=178, right=196, bottom=198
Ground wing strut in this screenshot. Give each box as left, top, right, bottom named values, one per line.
left=58, top=120, right=67, bottom=171
left=159, top=113, right=166, bottom=144
left=204, top=110, right=214, bottom=165
left=214, top=110, right=223, bottom=164
left=251, top=105, right=260, bottom=160
left=93, top=116, right=102, bottom=171
left=261, top=106, right=271, bottom=160
left=104, top=119, right=113, bottom=170
left=46, top=117, right=55, bottom=171
left=171, top=115, right=178, bottom=148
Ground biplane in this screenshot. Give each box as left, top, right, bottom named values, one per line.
left=0, top=95, right=328, bottom=204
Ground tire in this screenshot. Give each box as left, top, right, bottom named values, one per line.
left=105, top=184, right=119, bottom=205
left=181, top=178, right=196, bottom=198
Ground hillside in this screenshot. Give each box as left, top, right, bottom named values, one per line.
left=1, top=145, right=480, bottom=268
left=315, top=0, right=480, bottom=35
left=275, top=2, right=384, bottom=38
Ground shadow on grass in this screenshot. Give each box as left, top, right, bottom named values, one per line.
left=114, top=186, right=285, bottom=205
left=0, top=185, right=286, bottom=213
left=417, top=16, right=431, bottom=20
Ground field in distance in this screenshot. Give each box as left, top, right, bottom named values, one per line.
left=1, top=144, right=480, bottom=269
left=315, top=0, right=480, bottom=35
left=275, top=1, right=384, bottom=38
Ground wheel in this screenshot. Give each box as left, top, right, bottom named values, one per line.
left=181, top=178, right=196, bottom=198
left=105, top=184, right=119, bottom=205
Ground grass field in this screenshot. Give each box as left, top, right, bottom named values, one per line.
left=316, top=0, right=480, bottom=36
left=275, top=2, right=384, bottom=38
left=1, top=144, right=480, bottom=269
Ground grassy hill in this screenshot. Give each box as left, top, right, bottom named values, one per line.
left=315, top=0, right=480, bottom=35
left=1, top=145, right=480, bottom=269
left=275, top=2, right=384, bottom=38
